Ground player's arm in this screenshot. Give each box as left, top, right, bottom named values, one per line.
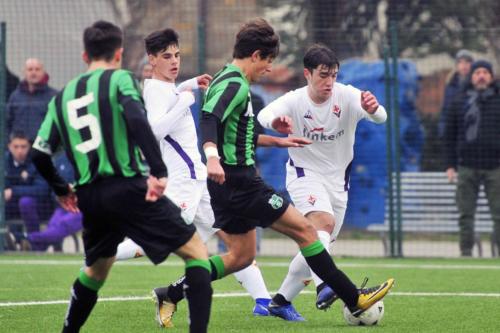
left=257, top=134, right=311, bottom=148
left=201, top=81, right=245, bottom=184
left=145, top=84, right=195, bottom=140
left=348, top=86, right=387, bottom=123
left=177, top=74, right=212, bottom=92
left=257, top=92, right=294, bottom=134
left=31, top=102, right=78, bottom=212
left=118, top=72, right=168, bottom=181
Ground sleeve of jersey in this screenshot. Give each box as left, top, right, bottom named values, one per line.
left=32, top=98, right=61, bottom=156
left=31, top=100, right=69, bottom=196
left=145, top=84, right=195, bottom=141
left=118, top=73, right=168, bottom=178
left=347, top=85, right=387, bottom=124
left=257, top=92, right=294, bottom=130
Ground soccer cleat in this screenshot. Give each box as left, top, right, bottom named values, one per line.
left=316, top=284, right=339, bottom=310
left=152, top=287, right=177, bottom=328
left=350, top=278, right=395, bottom=317
left=253, top=298, right=271, bottom=316
left=268, top=302, right=305, bottom=322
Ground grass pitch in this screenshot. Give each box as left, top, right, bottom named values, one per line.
left=1, top=253, right=499, bottom=332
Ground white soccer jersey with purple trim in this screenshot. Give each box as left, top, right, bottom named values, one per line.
left=143, top=78, right=207, bottom=180
left=258, top=82, right=386, bottom=191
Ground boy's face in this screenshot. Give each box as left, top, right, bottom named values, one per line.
left=9, top=138, right=31, bottom=163
left=149, top=44, right=180, bottom=83
left=305, top=64, right=338, bottom=101
left=249, top=53, right=274, bottom=82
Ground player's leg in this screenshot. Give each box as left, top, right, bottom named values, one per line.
left=173, top=232, right=212, bottom=333
left=271, top=205, right=394, bottom=316
left=217, top=230, right=272, bottom=315
left=63, top=257, right=115, bottom=333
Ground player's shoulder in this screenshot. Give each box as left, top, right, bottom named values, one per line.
left=281, top=86, right=307, bottom=101
left=334, top=82, right=360, bottom=96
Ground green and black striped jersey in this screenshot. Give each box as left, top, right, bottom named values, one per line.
left=33, top=69, right=147, bottom=187
left=202, top=63, right=257, bottom=166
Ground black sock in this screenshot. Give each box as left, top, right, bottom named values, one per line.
left=271, top=293, right=291, bottom=306
left=167, top=256, right=223, bottom=304
left=185, top=266, right=212, bottom=333
left=303, top=248, right=358, bottom=308
left=62, top=278, right=98, bottom=333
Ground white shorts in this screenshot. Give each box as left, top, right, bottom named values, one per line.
left=165, top=177, right=218, bottom=242
left=286, top=169, right=348, bottom=240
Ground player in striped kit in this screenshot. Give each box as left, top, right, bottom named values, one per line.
left=31, top=21, right=212, bottom=333
left=113, top=28, right=274, bottom=327
left=257, top=44, right=388, bottom=320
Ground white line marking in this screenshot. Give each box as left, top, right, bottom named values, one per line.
left=1, top=291, right=500, bottom=308
left=0, top=259, right=499, bottom=270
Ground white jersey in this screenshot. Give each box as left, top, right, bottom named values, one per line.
left=143, top=78, right=207, bottom=180
left=258, top=82, right=387, bottom=191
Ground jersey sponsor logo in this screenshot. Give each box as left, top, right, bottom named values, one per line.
left=244, top=94, right=255, bottom=117
left=268, top=194, right=284, bottom=209
left=308, top=194, right=316, bottom=206
left=302, top=126, right=345, bottom=142
left=332, top=105, right=341, bottom=118
left=304, top=110, right=313, bottom=119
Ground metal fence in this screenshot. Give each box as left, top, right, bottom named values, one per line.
left=1, top=0, right=499, bottom=257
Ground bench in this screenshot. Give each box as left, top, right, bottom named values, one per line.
left=367, top=172, right=498, bottom=257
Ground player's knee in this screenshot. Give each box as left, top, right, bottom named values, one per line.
left=233, top=250, right=255, bottom=271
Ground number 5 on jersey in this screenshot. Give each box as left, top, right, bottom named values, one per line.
left=67, top=93, right=102, bottom=154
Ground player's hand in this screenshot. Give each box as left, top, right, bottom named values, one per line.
left=57, top=185, right=79, bottom=213
left=276, top=136, right=312, bottom=148
left=446, top=167, right=457, bottom=183
left=361, top=91, right=379, bottom=114
left=207, top=156, right=226, bottom=184
left=197, top=74, right=213, bottom=90
left=146, top=176, right=167, bottom=202
left=271, top=116, right=293, bottom=134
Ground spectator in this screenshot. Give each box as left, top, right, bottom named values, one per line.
left=5, top=131, right=51, bottom=236
left=6, top=58, right=57, bottom=142
left=444, top=60, right=500, bottom=257
left=439, top=49, right=474, bottom=137
left=23, top=154, right=82, bottom=252
left=139, top=62, right=153, bottom=91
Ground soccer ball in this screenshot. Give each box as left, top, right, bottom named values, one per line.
left=343, top=301, right=385, bottom=326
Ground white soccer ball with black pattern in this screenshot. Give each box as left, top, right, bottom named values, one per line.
left=343, top=301, right=385, bottom=326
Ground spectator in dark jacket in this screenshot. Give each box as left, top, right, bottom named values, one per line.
left=444, top=60, right=500, bottom=256
left=6, top=58, right=57, bottom=141
left=4, top=65, right=20, bottom=100
left=439, top=50, right=474, bottom=137
left=5, top=131, right=51, bottom=234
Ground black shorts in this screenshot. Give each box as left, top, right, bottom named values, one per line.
left=76, top=176, right=195, bottom=266
left=208, top=166, right=290, bottom=234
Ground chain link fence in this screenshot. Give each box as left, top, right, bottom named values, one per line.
left=1, top=0, right=499, bottom=257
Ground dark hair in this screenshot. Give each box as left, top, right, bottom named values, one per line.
left=145, top=28, right=179, bottom=55
left=233, top=18, right=279, bottom=60
left=303, top=44, right=340, bottom=73
left=9, top=131, right=29, bottom=143
left=83, top=20, right=123, bottom=61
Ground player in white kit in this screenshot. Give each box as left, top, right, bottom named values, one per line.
left=115, top=28, right=272, bottom=327
left=258, top=44, right=387, bottom=320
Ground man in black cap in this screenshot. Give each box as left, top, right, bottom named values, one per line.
left=443, top=59, right=500, bottom=256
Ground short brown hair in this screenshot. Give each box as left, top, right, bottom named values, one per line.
left=83, top=21, right=123, bottom=61
left=233, top=18, right=280, bottom=60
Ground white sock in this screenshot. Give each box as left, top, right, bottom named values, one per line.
left=233, top=260, right=271, bottom=300
left=115, top=238, right=145, bottom=261
left=311, top=230, right=331, bottom=287
left=276, top=253, right=312, bottom=302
